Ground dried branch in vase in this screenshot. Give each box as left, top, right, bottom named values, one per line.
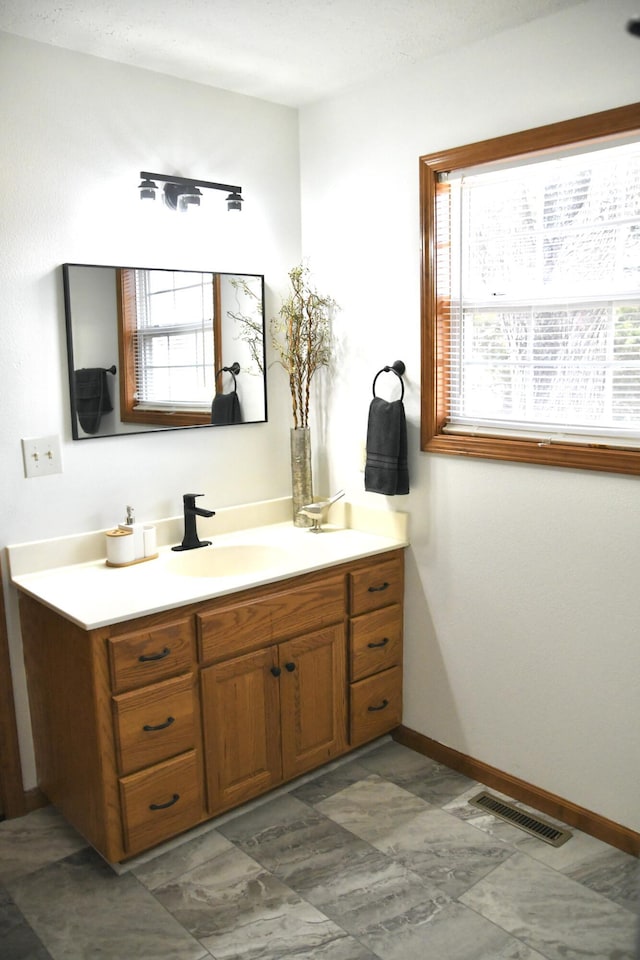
left=271, top=263, right=337, bottom=429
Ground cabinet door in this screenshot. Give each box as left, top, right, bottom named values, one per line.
left=279, top=624, right=347, bottom=780
left=201, top=647, right=282, bottom=814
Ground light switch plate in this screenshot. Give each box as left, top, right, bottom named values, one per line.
left=21, top=435, right=63, bottom=478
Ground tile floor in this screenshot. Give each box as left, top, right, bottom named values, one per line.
left=1, top=739, right=638, bottom=959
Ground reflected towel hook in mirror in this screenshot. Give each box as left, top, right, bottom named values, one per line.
left=138, top=171, right=243, bottom=212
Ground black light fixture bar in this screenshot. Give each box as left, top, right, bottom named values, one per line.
left=140, top=171, right=242, bottom=195
left=139, top=171, right=243, bottom=212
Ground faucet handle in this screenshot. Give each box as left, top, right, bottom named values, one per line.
left=183, top=493, right=205, bottom=509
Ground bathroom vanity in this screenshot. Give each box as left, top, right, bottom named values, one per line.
left=10, top=500, right=407, bottom=863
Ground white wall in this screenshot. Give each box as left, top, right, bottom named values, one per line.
left=0, top=32, right=301, bottom=785
left=299, top=0, right=640, bottom=832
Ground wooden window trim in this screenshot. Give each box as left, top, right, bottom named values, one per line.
left=420, top=102, right=640, bottom=476
left=116, top=269, right=222, bottom=428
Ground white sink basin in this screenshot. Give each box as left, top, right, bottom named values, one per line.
left=163, top=543, right=290, bottom=578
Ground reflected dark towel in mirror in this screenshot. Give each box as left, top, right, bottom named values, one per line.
left=74, top=368, right=113, bottom=435
left=211, top=390, right=242, bottom=425
left=364, top=396, right=409, bottom=495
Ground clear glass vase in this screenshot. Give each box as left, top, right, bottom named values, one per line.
left=290, top=427, right=313, bottom=527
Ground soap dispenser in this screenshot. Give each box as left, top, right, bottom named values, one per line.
left=118, top=506, right=145, bottom=560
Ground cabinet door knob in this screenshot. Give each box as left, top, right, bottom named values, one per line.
left=143, top=716, right=175, bottom=732
left=367, top=582, right=389, bottom=593
left=368, top=699, right=389, bottom=712
left=149, top=793, right=179, bottom=810
left=271, top=666, right=282, bottom=677
left=138, top=647, right=170, bottom=662
left=368, top=637, right=390, bottom=648
left=285, top=662, right=296, bottom=672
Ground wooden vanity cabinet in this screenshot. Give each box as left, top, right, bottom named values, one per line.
left=18, top=548, right=403, bottom=863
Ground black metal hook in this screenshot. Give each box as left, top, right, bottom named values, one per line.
left=372, top=360, right=405, bottom=400
left=215, top=361, right=240, bottom=391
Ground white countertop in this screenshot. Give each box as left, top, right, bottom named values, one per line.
left=7, top=499, right=408, bottom=630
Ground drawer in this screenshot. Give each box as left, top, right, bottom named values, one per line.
left=198, top=575, right=345, bottom=664
left=349, top=554, right=403, bottom=616
left=119, top=750, right=202, bottom=855
left=350, top=604, right=402, bottom=682
left=113, top=673, right=197, bottom=776
left=109, top=618, right=194, bottom=692
left=350, top=666, right=402, bottom=745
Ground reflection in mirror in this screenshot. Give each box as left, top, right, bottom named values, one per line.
left=63, top=264, right=267, bottom=439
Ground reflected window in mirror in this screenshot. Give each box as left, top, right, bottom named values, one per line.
left=118, top=269, right=222, bottom=427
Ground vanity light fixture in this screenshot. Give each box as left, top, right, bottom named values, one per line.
left=138, top=171, right=244, bottom=212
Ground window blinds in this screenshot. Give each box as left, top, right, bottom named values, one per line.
left=437, top=140, right=640, bottom=446
left=134, top=271, right=215, bottom=408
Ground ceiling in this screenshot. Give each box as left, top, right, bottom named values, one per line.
left=0, top=0, right=588, bottom=107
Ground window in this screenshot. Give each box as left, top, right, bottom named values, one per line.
left=118, top=269, right=222, bottom=426
left=420, top=103, right=640, bottom=475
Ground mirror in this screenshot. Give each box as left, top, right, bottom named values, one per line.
left=63, top=263, right=267, bottom=439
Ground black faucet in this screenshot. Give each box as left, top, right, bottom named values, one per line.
left=172, top=494, right=216, bottom=551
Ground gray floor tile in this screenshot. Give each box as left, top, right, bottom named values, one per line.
left=132, top=824, right=234, bottom=891
left=7, top=848, right=208, bottom=960
left=0, top=885, right=53, bottom=959
left=358, top=740, right=475, bottom=805
left=445, top=785, right=640, bottom=914
left=460, top=851, right=638, bottom=960
left=523, top=830, right=639, bottom=915
left=290, top=758, right=374, bottom=805
left=217, top=789, right=452, bottom=942
left=354, top=898, right=548, bottom=960
left=153, top=843, right=365, bottom=960
left=317, top=775, right=513, bottom=898
left=0, top=806, right=87, bottom=884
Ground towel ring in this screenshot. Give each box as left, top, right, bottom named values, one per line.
left=215, top=361, right=240, bottom=392
left=372, top=360, right=405, bottom=401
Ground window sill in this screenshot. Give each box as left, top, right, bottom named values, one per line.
left=422, top=430, right=640, bottom=476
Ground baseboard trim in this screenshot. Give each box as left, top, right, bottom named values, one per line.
left=393, top=726, right=639, bottom=857
left=24, top=787, right=48, bottom=814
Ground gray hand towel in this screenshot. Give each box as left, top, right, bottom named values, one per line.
left=364, top=396, right=409, bottom=495
left=74, top=368, right=113, bottom=435
left=211, top=391, right=242, bottom=425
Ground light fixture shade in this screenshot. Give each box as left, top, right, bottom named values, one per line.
left=226, top=190, right=243, bottom=211
left=163, top=182, right=202, bottom=211
left=138, top=178, right=157, bottom=200
left=179, top=187, right=202, bottom=210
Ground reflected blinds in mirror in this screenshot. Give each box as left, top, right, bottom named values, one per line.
left=118, top=269, right=221, bottom=426
left=134, top=270, right=215, bottom=408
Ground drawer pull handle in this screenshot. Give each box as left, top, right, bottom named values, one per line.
left=368, top=637, right=390, bottom=649
left=149, top=793, right=179, bottom=811
left=143, top=716, right=175, bottom=732
left=271, top=666, right=282, bottom=677
left=138, top=647, right=170, bottom=663
left=285, top=662, right=296, bottom=672
left=367, top=582, right=389, bottom=593
left=368, top=699, right=389, bottom=712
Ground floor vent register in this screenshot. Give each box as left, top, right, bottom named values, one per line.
left=468, top=791, right=572, bottom=847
